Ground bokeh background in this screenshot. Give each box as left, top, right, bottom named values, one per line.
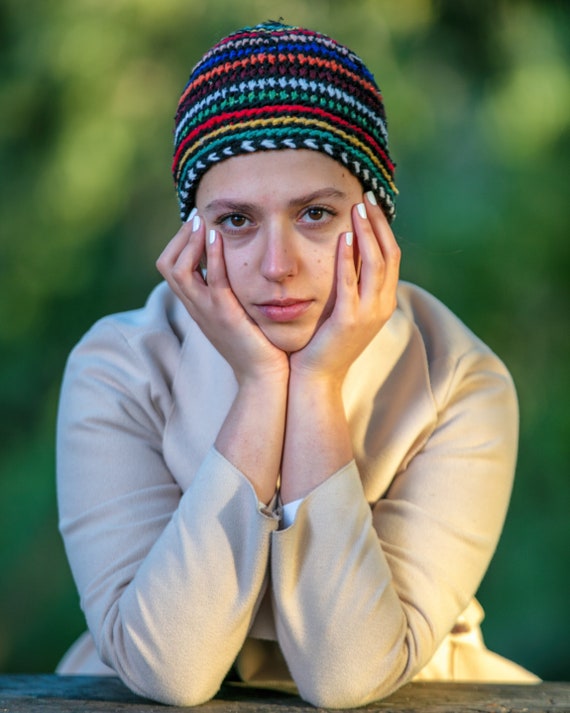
left=0, top=0, right=568, bottom=680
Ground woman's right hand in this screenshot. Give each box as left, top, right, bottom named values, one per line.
left=156, top=212, right=289, bottom=385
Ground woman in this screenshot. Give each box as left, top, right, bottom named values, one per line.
left=56, top=21, right=538, bottom=707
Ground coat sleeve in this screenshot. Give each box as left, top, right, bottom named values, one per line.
left=57, top=320, right=278, bottom=706
left=270, top=345, right=518, bottom=708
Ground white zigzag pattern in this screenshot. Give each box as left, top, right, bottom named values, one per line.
left=179, top=136, right=395, bottom=217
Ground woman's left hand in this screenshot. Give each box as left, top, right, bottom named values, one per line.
left=281, top=192, right=400, bottom=502
left=289, top=191, right=401, bottom=385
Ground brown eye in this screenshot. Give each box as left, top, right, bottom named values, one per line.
left=300, top=205, right=336, bottom=225
left=228, top=214, right=247, bottom=227
left=306, top=207, right=325, bottom=221
left=217, top=213, right=251, bottom=231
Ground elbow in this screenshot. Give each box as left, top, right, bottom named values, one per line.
left=299, top=683, right=390, bottom=710
left=99, top=630, right=226, bottom=706
left=294, top=667, right=400, bottom=710
left=118, top=667, right=224, bottom=707
left=151, top=684, right=222, bottom=708
left=287, top=642, right=411, bottom=709
left=96, top=609, right=230, bottom=706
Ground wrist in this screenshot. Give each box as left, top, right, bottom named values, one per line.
left=287, top=370, right=347, bottom=432
left=289, top=364, right=346, bottom=396
left=237, top=361, right=290, bottom=390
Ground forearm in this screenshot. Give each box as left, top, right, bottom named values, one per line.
left=280, top=373, right=353, bottom=503
left=86, top=451, right=279, bottom=706
left=280, top=193, right=399, bottom=504
left=158, top=217, right=289, bottom=506
left=272, top=464, right=412, bottom=708
left=271, top=344, right=520, bottom=707
left=215, top=373, right=288, bottom=504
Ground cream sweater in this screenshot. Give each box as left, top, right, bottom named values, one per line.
left=56, top=281, right=538, bottom=707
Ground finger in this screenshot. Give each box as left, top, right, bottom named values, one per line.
left=172, top=221, right=207, bottom=294
left=319, top=231, right=358, bottom=329
left=337, top=230, right=359, bottom=291
left=156, top=219, right=194, bottom=276
left=160, top=214, right=207, bottom=299
left=351, top=200, right=385, bottom=300
left=203, top=228, right=231, bottom=290
left=364, top=193, right=401, bottom=302
left=201, top=229, right=262, bottom=336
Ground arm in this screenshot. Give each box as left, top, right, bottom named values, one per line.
left=57, top=324, right=279, bottom=706
left=272, top=347, right=518, bottom=707
left=58, top=217, right=289, bottom=706
left=157, top=217, right=289, bottom=504
left=281, top=191, right=400, bottom=502
left=272, top=197, right=518, bottom=707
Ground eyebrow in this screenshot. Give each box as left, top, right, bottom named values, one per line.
left=204, top=188, right=348, bottom=213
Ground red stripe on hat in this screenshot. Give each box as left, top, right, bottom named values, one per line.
left=174, top=104, right=394, bottom=173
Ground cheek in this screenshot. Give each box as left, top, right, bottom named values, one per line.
left=313, top=244, right=339, bottom=319
left=312, top=243, right=338, bottom=291
left=220, top=246, right=252, bottom=299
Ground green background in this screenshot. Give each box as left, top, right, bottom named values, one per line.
left=1, top=0, right=568, bottom=679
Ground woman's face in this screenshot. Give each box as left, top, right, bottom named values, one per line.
left=195, top=149, right=364, bottom=353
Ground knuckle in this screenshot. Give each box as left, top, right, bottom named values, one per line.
left=156, top=252, right=169, bottom=271
left=370, top=255, right=385, bottom=274
left=171, top=263, right=187, bottom=283
left=344, top=271, right=358, bottom=288
left=339, top=311, right=359, bottom=333
left=385, top=242, right=401, bottom=265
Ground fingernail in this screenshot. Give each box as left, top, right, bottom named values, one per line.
left=345, top=231, right=353, bottom=246
left=357, top=203, right=367, bottom=219
left=185, top=207, right=197, bottom=223
left=209, top=229, right=216, bottom=245
left=192, top=214, right=201, bottom=231
left=365, top=191, right=377, bottom=206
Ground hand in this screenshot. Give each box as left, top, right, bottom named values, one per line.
left=290, top=191, right=401, bottom=385
left=156, top=213, right=289, bottom=385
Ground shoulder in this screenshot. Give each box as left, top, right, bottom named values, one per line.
left=68, top=281, right=191, bottom=370
left=396, top=281, right=488, bottom=362
left=394, top=281, right=516, bottom=410
left=60, top=283, right=200, bottom=423
left=79, top=281, right=188, bottom=354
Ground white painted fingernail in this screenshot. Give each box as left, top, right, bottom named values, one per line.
left=357, top=203, right=367, bottom=219
left=209, top=229, right=216, bottom=245
left=185, top=207, right=197, bottom=222
left=345, top=231, right=353, bottom=246
left=365, top=191, right=377, bottom=206
left=192, top=214, right=201, bottom=231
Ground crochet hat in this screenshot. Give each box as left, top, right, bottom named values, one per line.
left=172, top=21, right=397, bottom=222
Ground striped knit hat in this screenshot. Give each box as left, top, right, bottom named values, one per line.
left=172, top=21, right=397, bottom=222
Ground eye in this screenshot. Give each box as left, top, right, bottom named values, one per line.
left=300, top=205, right=336, bottom=224
left=216, top=213, right=251, bottom=230
left=306, top=207, right=325, bottom=221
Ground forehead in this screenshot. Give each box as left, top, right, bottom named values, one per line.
left=195, top=149, right=363, bottom=207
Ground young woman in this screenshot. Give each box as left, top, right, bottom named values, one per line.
left=56, top=21, right=538, bottom=708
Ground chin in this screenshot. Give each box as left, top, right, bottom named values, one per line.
left=263, top=327, right=313, bottom=354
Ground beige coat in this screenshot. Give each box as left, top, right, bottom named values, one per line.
left=56, top=281, right=538, bottom=707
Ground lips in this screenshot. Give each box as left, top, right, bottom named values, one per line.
left=254, top=298, right=313, bottom=323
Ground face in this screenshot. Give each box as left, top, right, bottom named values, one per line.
left=195, top=150, right=364, bottom=353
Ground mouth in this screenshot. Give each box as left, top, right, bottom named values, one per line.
left=254, top=298, right=313, bottom=323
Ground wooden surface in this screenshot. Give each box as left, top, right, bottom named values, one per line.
left=0, top=675, right=568, bottom=712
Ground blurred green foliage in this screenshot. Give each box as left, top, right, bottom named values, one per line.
left=0, top=0, right=568, bottom=679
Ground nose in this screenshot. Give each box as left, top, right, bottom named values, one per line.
left=259, top=221, right=299, bottom=282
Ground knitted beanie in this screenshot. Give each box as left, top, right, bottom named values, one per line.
left=172, top=21, right=397, bottom=222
